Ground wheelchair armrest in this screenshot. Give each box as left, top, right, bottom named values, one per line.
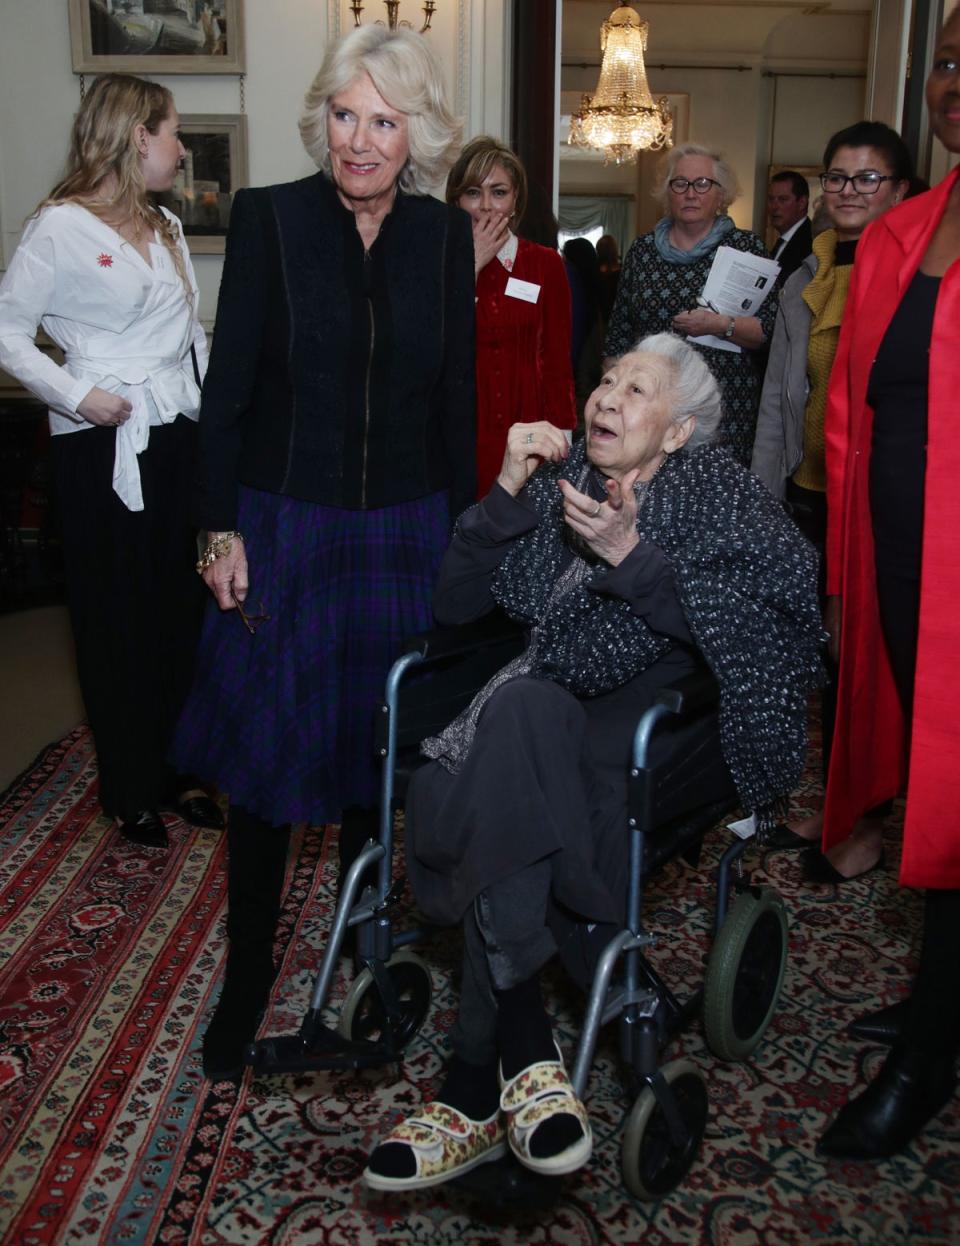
left=402, top=610, right=526, bottom=661
left=655, top=667, right=720, bottom=718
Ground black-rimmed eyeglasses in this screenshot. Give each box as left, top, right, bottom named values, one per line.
left=668, top=177, right=722, bottom=195
left=819, top=171, right=896, bottom=194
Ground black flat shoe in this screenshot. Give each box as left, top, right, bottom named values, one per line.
left=118, top=810, right=168, bottom=849
left=802, top=847, right=885, bottom=885
left=848, top=998, right=910, bottom=1046
left=765, top=822, right=818, bottom=850
left=818, top=1047, right=956, bottom=1159
left=176, top=791, right=225, bottom=831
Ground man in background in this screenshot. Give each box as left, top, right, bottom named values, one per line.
left=767, top=171, right=813, bottom=283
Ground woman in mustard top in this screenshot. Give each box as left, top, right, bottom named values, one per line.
left=751, top=121, right=912, bottom=881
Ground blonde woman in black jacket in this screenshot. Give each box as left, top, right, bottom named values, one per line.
left=171, top=25, right=475, bottom=1080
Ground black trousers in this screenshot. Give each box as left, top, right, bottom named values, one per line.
left=789, top=481, right=892, bottom=820
left=52, top=418, right=206, bottom=817
left=875, top=564, right=960, bottom=1056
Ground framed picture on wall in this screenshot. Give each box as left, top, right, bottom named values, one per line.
left=69, top=1, right=245, bottom=75
left=159, top=114, right=248, bottom=254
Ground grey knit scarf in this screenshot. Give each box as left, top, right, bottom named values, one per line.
left=428, top=441, right=823, bottom=826
left=424, top=465, right=656, bottom=771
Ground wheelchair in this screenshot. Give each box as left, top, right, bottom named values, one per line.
left=245, top=612, right=789, bottom=1200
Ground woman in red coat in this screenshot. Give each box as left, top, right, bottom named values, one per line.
left=819, top=11, right=960, bottom=1158
left=447, top=137, right=576, bottom=497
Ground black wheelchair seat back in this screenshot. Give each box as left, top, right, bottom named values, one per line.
left=375, top=610, right=526, bottom=795
left=642, top=709, right=737, bottom=874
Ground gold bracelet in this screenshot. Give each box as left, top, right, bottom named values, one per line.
left=196, top=530, right=244, bottom=574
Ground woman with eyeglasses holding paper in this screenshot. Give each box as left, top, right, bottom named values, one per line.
left=751, top=122, right=912, bottom=880
left=605, top=143, right=777, bottom=465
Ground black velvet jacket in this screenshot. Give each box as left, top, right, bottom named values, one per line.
left=194, top=172, right=476, bottom=530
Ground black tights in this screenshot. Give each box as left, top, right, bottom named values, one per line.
left=875, top=567, right=960, bottom=1057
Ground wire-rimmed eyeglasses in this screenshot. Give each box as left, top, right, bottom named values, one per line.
left=231, top=587, right=271, bottom=635
left=668, top=177, right=722, bottom=195
left=819, top=171, right=896, bottom=195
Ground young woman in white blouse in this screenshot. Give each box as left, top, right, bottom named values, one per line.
left=0, top=74, right=223, bottom=847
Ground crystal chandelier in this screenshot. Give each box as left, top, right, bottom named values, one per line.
left=568, top=5, right=673, bottom=164
left=349, top=1, right=436, bottom=32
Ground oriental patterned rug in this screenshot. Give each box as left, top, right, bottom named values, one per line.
left=0, top=724, right=957, bottom=1246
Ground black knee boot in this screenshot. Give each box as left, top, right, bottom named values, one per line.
left=202, top=806, right=290, bottom=1080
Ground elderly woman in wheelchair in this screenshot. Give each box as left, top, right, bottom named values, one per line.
left=363, top=331, right=822, bottom=1192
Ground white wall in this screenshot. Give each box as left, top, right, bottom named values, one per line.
left=0, top=0, right=511, bottom=325
left=768, top=75, right=867, bottom=169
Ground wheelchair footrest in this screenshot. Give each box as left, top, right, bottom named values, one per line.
left=244, top=1025, right=397, bottom=1074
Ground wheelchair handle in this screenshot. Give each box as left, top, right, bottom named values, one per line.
left=654, top=668, right=720, bottom=717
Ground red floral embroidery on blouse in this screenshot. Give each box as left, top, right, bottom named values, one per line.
left=97, top=253, right=113, bottom=267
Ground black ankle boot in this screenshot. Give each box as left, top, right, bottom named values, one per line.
left=202, top=957, right=276, bottom=1080
left=847, top=998, right=910, bottom=1046
left=202, top=807, right=290, bottom=1080
left=819, top=1045, right=957, bottom=1159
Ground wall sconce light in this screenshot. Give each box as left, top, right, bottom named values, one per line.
left=349, top=2, right=437, bottom=33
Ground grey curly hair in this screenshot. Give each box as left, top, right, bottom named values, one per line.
left=299, top=25, right=462, bottom=194
left=653, top=142, right=740, bottom=214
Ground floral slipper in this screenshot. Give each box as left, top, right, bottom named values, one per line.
left=363, top=1100, right=507, bottom=1191
left=499, top=1046, right=593, bottom=1176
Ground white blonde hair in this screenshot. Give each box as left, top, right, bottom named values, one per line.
left=653, top=142, right=740, bottom=214
left=630, top=332, right=722, bottom=448
left=299, top=25, right=462, bottom=194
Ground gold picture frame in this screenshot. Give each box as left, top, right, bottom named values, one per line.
left=69, top=1, right=245, bottom=75
left=159, top=114, right=248, bottom=255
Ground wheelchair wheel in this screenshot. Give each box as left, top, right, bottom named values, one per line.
left=703, top=887, right=788, bottom=1062
left=621, top=1058, right=708, bottom=1200
left=337, top=950, right=432, bottom=1050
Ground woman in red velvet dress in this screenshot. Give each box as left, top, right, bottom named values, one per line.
left=447, top=137, right=576, bottom=497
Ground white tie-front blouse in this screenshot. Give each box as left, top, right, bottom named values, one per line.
left=0, top=202, right=208, bottom=511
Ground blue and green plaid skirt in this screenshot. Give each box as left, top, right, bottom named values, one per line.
left=171, top=485, right=451, bottom=825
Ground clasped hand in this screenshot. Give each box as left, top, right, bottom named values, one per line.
left=495, top=421, right=570, bottom=496
left=201, top=536, right=249, bottom=611
left=77, top=384, right=133, bottom=426
left=671, top=308, right=723, bottom=338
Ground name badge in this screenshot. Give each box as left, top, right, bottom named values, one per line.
left=505, top=276, right=541, bottom=304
